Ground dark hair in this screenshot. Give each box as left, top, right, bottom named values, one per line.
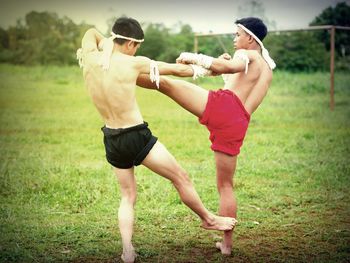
left=235, top=17, right=267, bottom=41
left=112, top=17, right=144, bottom=45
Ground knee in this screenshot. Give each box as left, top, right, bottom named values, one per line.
left=121, top=189, right=137, bottom=205
left=172, top=168, right=192, bottom=188
left=217, top=180, right=234, bottom=193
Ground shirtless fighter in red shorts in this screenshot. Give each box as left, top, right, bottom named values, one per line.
left=137, top=17, right=275, bottom=255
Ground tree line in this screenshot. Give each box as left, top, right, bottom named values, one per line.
left=0, top=2, right=349, bottom=71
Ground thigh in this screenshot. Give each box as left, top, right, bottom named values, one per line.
left=160, top=77, right=209, bottom=118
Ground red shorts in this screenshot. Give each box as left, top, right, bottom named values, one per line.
left=199, top=89, right=250, bottom=156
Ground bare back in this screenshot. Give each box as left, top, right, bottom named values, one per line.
left=224, top=50, right=272, bottom=114
left=83, top=52, right=144, bottom=128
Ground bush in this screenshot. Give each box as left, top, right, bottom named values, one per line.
left=265, top=31, right=329, bottom=72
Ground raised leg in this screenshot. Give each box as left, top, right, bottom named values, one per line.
left=137, top=74, right=209, bottom=118
left=142, top=141, right=236, bottom=231
left=114, top=167, right=137, bottom=263
left=214, top=151, right=238, bottom=255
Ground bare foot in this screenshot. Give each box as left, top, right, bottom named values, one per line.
left=121, top=247, right=137, bottom=263
left=216, top=241, right=232, bottom=255
left=201, top=215, right=237, bottom=231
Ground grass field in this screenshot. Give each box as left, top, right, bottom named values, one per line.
left=0, top=64, right=349, bottom=263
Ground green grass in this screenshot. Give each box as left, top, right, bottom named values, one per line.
left=0, top=64, right=349, bottom=262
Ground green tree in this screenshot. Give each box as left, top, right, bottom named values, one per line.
left=0, top=27, right=11, bottom=62
left=158, top=24, right=194, bottom=62
left=264, top=31, right=329, bottom=72
left=310, top=2, right=350, bottom=56
left=0, top=27, right=9, bottom=50
left=137, top=23, right=169, bottom=60
left=197, top=35, right=233, bottom=58
left=0, top=11, right=93, bottom=65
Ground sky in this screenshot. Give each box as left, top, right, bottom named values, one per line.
left=0, top=0, right=349, bottom=34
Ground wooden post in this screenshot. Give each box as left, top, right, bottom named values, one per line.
left=330, top=26, right=335, bottom=111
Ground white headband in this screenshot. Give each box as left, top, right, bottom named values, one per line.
left=110, top=31, right=144, bottom=43
left=99, top=32, right=144, bottom=70
left=237, top=23, right=276, bottom=70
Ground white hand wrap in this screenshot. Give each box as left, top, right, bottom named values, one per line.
left=190, top=65, right=212, bottom=80
left=178, top=52, right=213, bottom=69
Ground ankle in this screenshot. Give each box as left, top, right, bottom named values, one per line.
left=123, top=245, right=134, bottom=253
left=222, top=242, right=232, bottom=249
left=204, top=213, right=216, bottom=225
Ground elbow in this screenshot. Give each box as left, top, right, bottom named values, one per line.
left=83, top=28, right=97, bottom=40
left=85, top=28, right=96, bottom=35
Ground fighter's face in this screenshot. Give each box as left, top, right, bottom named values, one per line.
left=233, top=27, right=250, bottom=50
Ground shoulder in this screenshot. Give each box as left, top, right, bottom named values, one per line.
left=233, top=49, right=260, bottom=61
left=134, top=55, right=151, bottom=64
left=132, top=55, right=153, bottom=71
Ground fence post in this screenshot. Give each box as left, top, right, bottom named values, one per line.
left=330, top=26, right=335, bottom=111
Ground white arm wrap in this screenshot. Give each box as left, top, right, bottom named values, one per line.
left=150, top=60, right=160, bottom=89
left=76, top=48, right=84, bottom=68
left=178, top=52, right=213, bottom=69
left=233, top=50, right=250, bottom=74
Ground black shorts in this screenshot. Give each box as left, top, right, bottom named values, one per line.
left=101, top=122, right=158, bottom=169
